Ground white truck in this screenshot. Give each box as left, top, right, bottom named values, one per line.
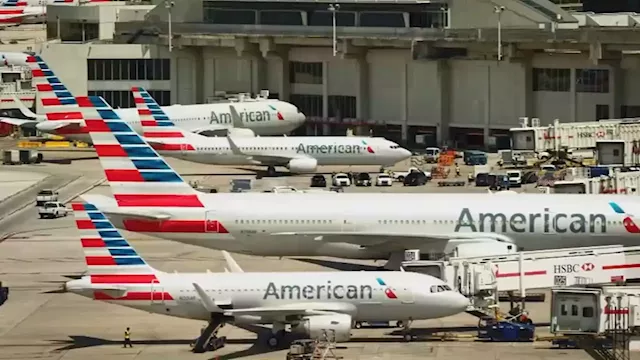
left=506, top=170, right=522, bottom=187
left=35, top=189, right=58, bottom=208
left=424, top=147, right=441, bottom=163
left=38, top=201, right=67, bottom=219
left=392, top=167, right=432, bottom=182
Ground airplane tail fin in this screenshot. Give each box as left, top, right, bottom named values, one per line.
left=72, top=201, right=160, bottom=276
left=26, top=55, right=79, bottom=118
left=1, top=0, right=25, bottom=6
left=131, top=86, right=198, bottom=152
left=73, top=95, right=203, bottom=208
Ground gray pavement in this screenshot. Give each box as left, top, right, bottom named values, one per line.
left=0, top=152, right=594, bottom=360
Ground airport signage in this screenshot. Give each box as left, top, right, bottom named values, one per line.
left=210, top=109, right=272, bottom=124
left=553, top=264, right=581, bottom=274
left=263, top=281, right=373, bottom=300
left=296, top=144, right=363, bottom=154
left=454, top=208, right=607, bottom=234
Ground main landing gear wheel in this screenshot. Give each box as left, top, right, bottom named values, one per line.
left=403, top=333, right=413, bottom=342
left=354, top=322, right=362, bottom=329
left=267, top=166, right=277, bottom=177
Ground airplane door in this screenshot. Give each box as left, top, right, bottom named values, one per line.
left=180, top=143, right=190, bottom=156
left=150, top=279, right=164, bottom=304
left=397, top=287, right=414, bottom=304
left=342, top=219, right=356, bottom=232
left=205, top=211, right=224, bottom=233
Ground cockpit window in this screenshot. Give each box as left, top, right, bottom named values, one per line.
left=389, top=145, right=400, bottom=149
left=430, top=285, right=452, bottom=293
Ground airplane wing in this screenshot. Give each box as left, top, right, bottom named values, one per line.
left=81, top=194, right=172, bottom=220
left=35, top=120, right=84, bottom=131
left=226, top=134, right=309, bottom=165
left=12, top=94, right=43, bottom=120
left=221, top=251, right=244, bottom=273
left=224, top=302, right=357, bottom=322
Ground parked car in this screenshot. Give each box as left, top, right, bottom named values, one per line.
left=489, top=174, right=510, bottom=191
left=36, top=189, right=58, bottom=207
left=507, top=170, right=522, bottom=187
left=475, top=172, right=490, bottom=187
left=355, top=172, right=372, bottom=186
left=375, top=173, right=393, bottom=186
left=38, top=201, right=67, bottom=219
left=332, top=173, right=351, bottom=187
left=403, top=171, right=429, bottom=186
left=310, top=174, right=327, bottom=187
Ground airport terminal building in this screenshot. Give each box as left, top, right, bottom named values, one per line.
left=10, top=0, right=640, bottom=149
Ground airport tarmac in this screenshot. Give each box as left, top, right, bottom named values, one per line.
left=0, top=153, right=586, bottom=360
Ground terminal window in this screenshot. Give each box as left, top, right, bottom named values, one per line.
left=204, top=8, right=257, bottom=24
left=290, top=94, right=323, bottom=117
left=258, top=10, right=304, bottom=26
left=328, top=95, right=356, bottom=119
left=576, top=69, right=609, bottom=93
left=88, top=90, right=171, bottom=109
left=289, top=62, right=323, bottom=85
left=308, top=11, right=356, bottom=27
left=359, top=12, right=406, bottom=27
left=532, top=68, right=570, bottom=92
left=87, top=59, right=171, bottom=81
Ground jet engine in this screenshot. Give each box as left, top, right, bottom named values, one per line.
left=287, top=157, right=318, bottom=173
left=291, top=314, right=352, bottom=342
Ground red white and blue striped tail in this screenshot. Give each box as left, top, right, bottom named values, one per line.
left=132, top=86, right=196, bottom=152
left=0, top=0, right=26, bottom=6
left=72, top=202, right=159, bottom=279
left=26, top=55, right=78, bottom=115
left=81, top=95, right=204, bottom=208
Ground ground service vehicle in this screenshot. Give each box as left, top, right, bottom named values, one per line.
left=489, top=174, right=510, bottom=191
left=425, top=147, right=441, bottom=163
left=375, top=173, right=393, bottom=186
left=35, top=189, right=57, bottom=207
left=355, top=172, right=372, bottom=186
left=507, top=170, right=522, bottom=187
left=38, top=201, right=67, bottom=218
left=404, top=171, right=429, bottom=186
left=310, top=174, right=326, bottom=187
left=332, top=173, right=351, bottom=187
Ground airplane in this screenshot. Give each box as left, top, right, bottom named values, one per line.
left=75, top=93, right=640, bottom=268
left=0, top=55, right=306, bottom=142
left=62, top=201, right=469, bottom=351
left=132, top=87, right=411, bottom=175
left=0, top=51, right=30, bottom=66
left=1, top=0, right=73, bottom=6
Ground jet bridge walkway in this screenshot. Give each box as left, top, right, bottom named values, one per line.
left=401, top=245, right=640, bottom=319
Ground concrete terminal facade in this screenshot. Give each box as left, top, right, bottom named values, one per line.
left=22, top=0, right=640, bottom=148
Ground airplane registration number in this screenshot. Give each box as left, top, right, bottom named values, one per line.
left=179, top=296, right=197, bottom=301
left=240, top=230, right=257, bottom=234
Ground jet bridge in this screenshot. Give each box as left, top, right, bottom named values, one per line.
left=401, top=245, right=640, bottom=318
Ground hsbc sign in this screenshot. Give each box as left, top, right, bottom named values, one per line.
left=554, top=263, right=595, bottom=274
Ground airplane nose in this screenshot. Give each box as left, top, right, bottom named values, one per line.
left=399, top=148, right=412, bottom=160
left=450, top=293, right=471, bottom=314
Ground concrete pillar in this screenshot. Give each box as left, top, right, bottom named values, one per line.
left=252, top=56, right=267, bottom=95
left=355, top=53, right=369, bottom=123
left=570, top=68, right=577, bottom=122
left=401, top=62, right=408, bottom=144
left=322, top=60, right=329, bottom=121
left=437, top=60, right=451, bottom=146
left=611, top=60, right=624, bottom=118
left=278, top=51, right=290, bottom=101
left=484, top=64, right=491, bottom=148
left=322, top=123, right=330, bottom=135
left=521, top=53, right=534, bottom=118
left=193, top=47, right=204, bottom=104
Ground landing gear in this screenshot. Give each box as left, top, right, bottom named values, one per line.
left=267, top=322, right=286, bottom=348
left=267, top=166, right=277, bottom=177
left=192, top=314, right=226, bottom=353
left=401, top=319, right=414, bottom=342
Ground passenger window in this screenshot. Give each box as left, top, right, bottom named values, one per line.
left=571, top=305, right=579, bottom=316
left=583, top=307, right=594, bottom=318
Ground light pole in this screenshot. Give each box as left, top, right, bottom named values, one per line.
left=440, top=6, right=447, bottom=28
left=164, top=0, right=175, bottom=52
left=494, top=6, right=505, bottom=61
left=328, top=3, right=340, bottom=56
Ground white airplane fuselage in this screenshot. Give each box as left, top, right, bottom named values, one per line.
left=91, top=193, right=640, bottom=260
left=160, top=136, right=411, bottom=167
left=40, top=100, right=305, bottom=142
left=66, top=271, right=468, bottom=322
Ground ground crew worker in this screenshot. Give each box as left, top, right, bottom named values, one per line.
left=455, top=163, right=460, bottom=177
left=123, top=327, right=132, bottom=348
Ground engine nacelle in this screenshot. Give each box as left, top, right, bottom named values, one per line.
left=291, top=314, right=352, bottom=342
left=287, top=157, right=318, bottom=173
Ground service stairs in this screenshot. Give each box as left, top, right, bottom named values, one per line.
left=570, top=334, right=629, bottom=360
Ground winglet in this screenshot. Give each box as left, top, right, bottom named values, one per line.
left=192, top=282, right=224, bottom=313
left=227, top=134, right=245, bottom=156
left=221, top=250, right=244, bottom=273
left=228, top=105, right=245, bottom=128
left=12, top=94, right=42, bottom=119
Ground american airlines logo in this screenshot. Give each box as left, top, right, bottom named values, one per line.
left=263, top=281, right=373, bottom=300
left=210, top=109, right=273, bottom=124
left=296, top=144, right=365, bottom=154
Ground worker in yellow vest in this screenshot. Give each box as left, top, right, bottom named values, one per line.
left=123, top=327, right=132, bottom=348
